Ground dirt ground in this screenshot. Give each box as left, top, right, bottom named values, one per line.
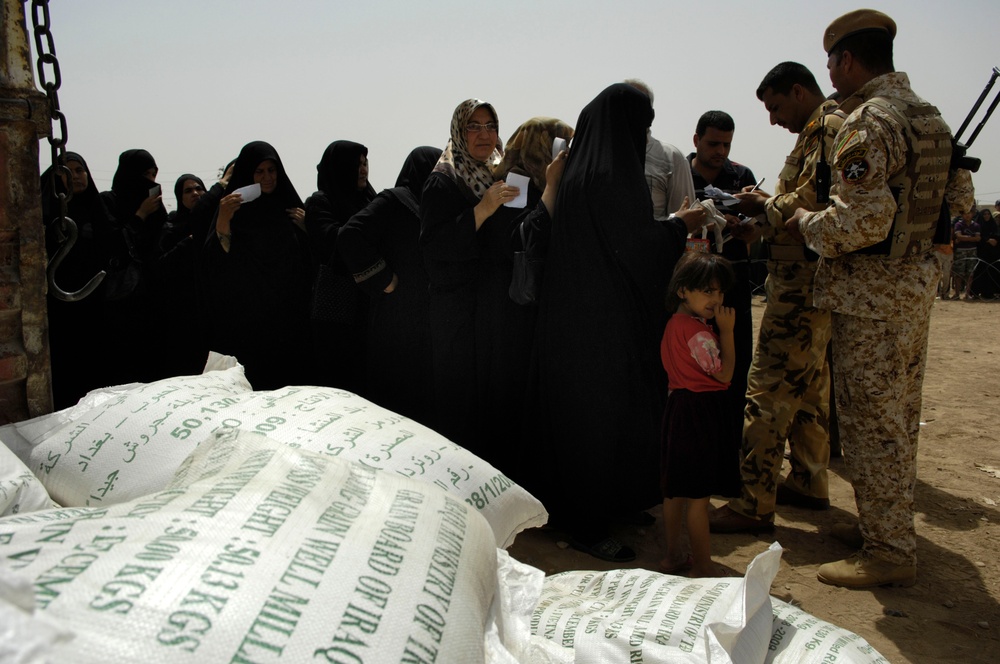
left=508, top=296, right=1000, bottom=663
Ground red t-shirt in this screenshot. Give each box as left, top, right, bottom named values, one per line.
left=660, top=313, right=729, bottom=392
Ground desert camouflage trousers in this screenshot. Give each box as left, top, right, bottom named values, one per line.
left=730, top=261, right=831, bottom=521
left=832, top=310, right=931, bottom=566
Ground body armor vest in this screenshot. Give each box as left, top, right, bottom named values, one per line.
left=853, top=96, right=952, bottom=258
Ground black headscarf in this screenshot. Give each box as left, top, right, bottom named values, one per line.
left=110, top=149, right=161, bottom=217
left=394, top=146, right=442, bottom=203
left=41, top=151, right=102, bottom=221
left=40, top=152, right=113, bottom=291
left=316, top=140, right=377, bottom=221
left=221, top=141, right=305, bottom=268
left=173, top=173, right=206, bottom=212
left=225, top=141, right=302, bottom=205
left=551, top=83, right=661, bottom=309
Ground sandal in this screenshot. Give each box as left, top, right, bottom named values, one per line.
left=570, top=536, right=636, bottom=563
left=658, top=554, right=693, bottom=575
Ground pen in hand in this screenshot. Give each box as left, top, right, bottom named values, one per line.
left=749, top=177, right=765, bottom=194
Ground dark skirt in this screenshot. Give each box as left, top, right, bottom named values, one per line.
left=660, top=388, right=740, bottom=499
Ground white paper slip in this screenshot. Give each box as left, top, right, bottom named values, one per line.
left=503, top=172, right=529, bottom=208
left=233, top=182, right=261, bottom=203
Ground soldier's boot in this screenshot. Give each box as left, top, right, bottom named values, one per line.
left=817, top=553, right=916, bottom=589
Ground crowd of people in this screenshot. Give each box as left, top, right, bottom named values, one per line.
left=40, top=8, right=979, bottom=591
left=941, top=203, right=1000, bottom=300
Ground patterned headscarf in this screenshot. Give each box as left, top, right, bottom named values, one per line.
left=433, top=99, right=501, bottom=200
left=493, top=117, right=574, bottom=191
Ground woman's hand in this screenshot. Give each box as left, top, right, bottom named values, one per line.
left=474, top=181, right=520, bottom=229
left=383, top=273, right=399, bottom=294
left=136, top=192, right=162, bottom=221
left=216, top=193, right=243, bottom=235
left=673, top=196, right=707, bottom=234
left=219, top=162, right=235, bottom=190
left=541, top=150, right=568, bottom=215
left=287, top=207, right=306, bottom=230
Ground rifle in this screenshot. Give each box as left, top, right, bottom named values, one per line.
left=951, top=66, right=1000, bottom=173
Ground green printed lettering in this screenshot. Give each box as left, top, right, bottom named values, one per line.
left=35, top=522, right=73, bottom=544
left=5, top=547, right=40, bottom=569
left=355, top=575, right=392, bottom=610
left=158, top=610, right=211, bottom=652
left=280, top=538, right=338, bottom=588
left=181, top=588, right=229, bottom=614
left=314, top=645, right=363, bottom=663
left=34, top=552, right=98, bottom=608
left=340, top=601, right=382, bottom=635
left=401, top=634, right=437, bottom=663
left=413, top=604, right=445, bottom=644
left=90, top=564, right=162, bottom=614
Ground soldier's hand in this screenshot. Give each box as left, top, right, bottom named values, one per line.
left=733, top=189, right=769, bottom=216
left=785, top=208, right=808, bottom=243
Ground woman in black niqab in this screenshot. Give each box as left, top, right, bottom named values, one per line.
left=304, top=140, right=378, bottom=392
left=203, top=140, right=312, bottom=389
left=103, top=149, right=168, bottom=261
left=529, top=83, right=681, bottom=562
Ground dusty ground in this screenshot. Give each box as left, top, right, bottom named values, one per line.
left=509, top=296, right=1000, bottom=663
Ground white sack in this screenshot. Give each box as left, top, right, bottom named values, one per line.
left=0, top=429, right=536, bottom=664
left=531, top=542, right=783, bottom=663
left=0, top=439, right=58, bottom=517
left=0, top=358, right=546, bottom=548
left=766, top=598, right=888, bottom=664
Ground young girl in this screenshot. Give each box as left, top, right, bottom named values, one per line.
left=659, top=252, right=739, bottom=577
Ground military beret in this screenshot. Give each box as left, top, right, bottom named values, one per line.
left=823, top=9, right=897, bottom=53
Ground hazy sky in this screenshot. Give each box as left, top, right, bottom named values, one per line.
left=29, top=0, right=1000, bottom=211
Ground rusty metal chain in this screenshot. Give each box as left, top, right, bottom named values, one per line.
left=32, top=0, right=69, bottom=211
left=31, top=0, right=104, bottom=301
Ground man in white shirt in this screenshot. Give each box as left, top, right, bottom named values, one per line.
left=625, top=79, right=697, bottom=219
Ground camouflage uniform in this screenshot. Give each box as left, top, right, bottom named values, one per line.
left=728, top=101, right=844, bottom=522
left=800, top=72, right=973, bottom=566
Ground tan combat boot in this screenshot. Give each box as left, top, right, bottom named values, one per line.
left=817, top=553, right=916, bottom=589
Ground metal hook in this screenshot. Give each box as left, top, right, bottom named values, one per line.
left=46, top=214, right=106, bottom=302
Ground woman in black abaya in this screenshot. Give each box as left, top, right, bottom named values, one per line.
left=203, top=141, right=312, bottom=389
left=41, top=153, right=117, bottom=407
left=530, top=83, right=686, bottom=562
left=337, top=146, right=441, bottom=423
left=305, top=140, right=377, bottom=392
left=971, top=208, right=1000, bottom=299
left=100, top=148, right=168, bottom=384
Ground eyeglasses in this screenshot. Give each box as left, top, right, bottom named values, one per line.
left=466, top=122, right=498, bottom=134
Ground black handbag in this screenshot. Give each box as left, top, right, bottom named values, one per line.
left=310, top=262, right=360, bottom=324
left=509, top=221, right=543, bottom=305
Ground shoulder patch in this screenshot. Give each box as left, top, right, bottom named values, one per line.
left=839, top=146, right=870, bottom=184
left=804, top=135, right=819, bottom=156
left=833, top=129, right=861, bottom=160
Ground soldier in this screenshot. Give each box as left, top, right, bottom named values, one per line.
left=709, top=62, right=844, bottom=535
left=786, top=9, right=974, bottom=588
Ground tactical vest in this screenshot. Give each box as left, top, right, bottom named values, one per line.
left=853, top=95, right=952, bottom=259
